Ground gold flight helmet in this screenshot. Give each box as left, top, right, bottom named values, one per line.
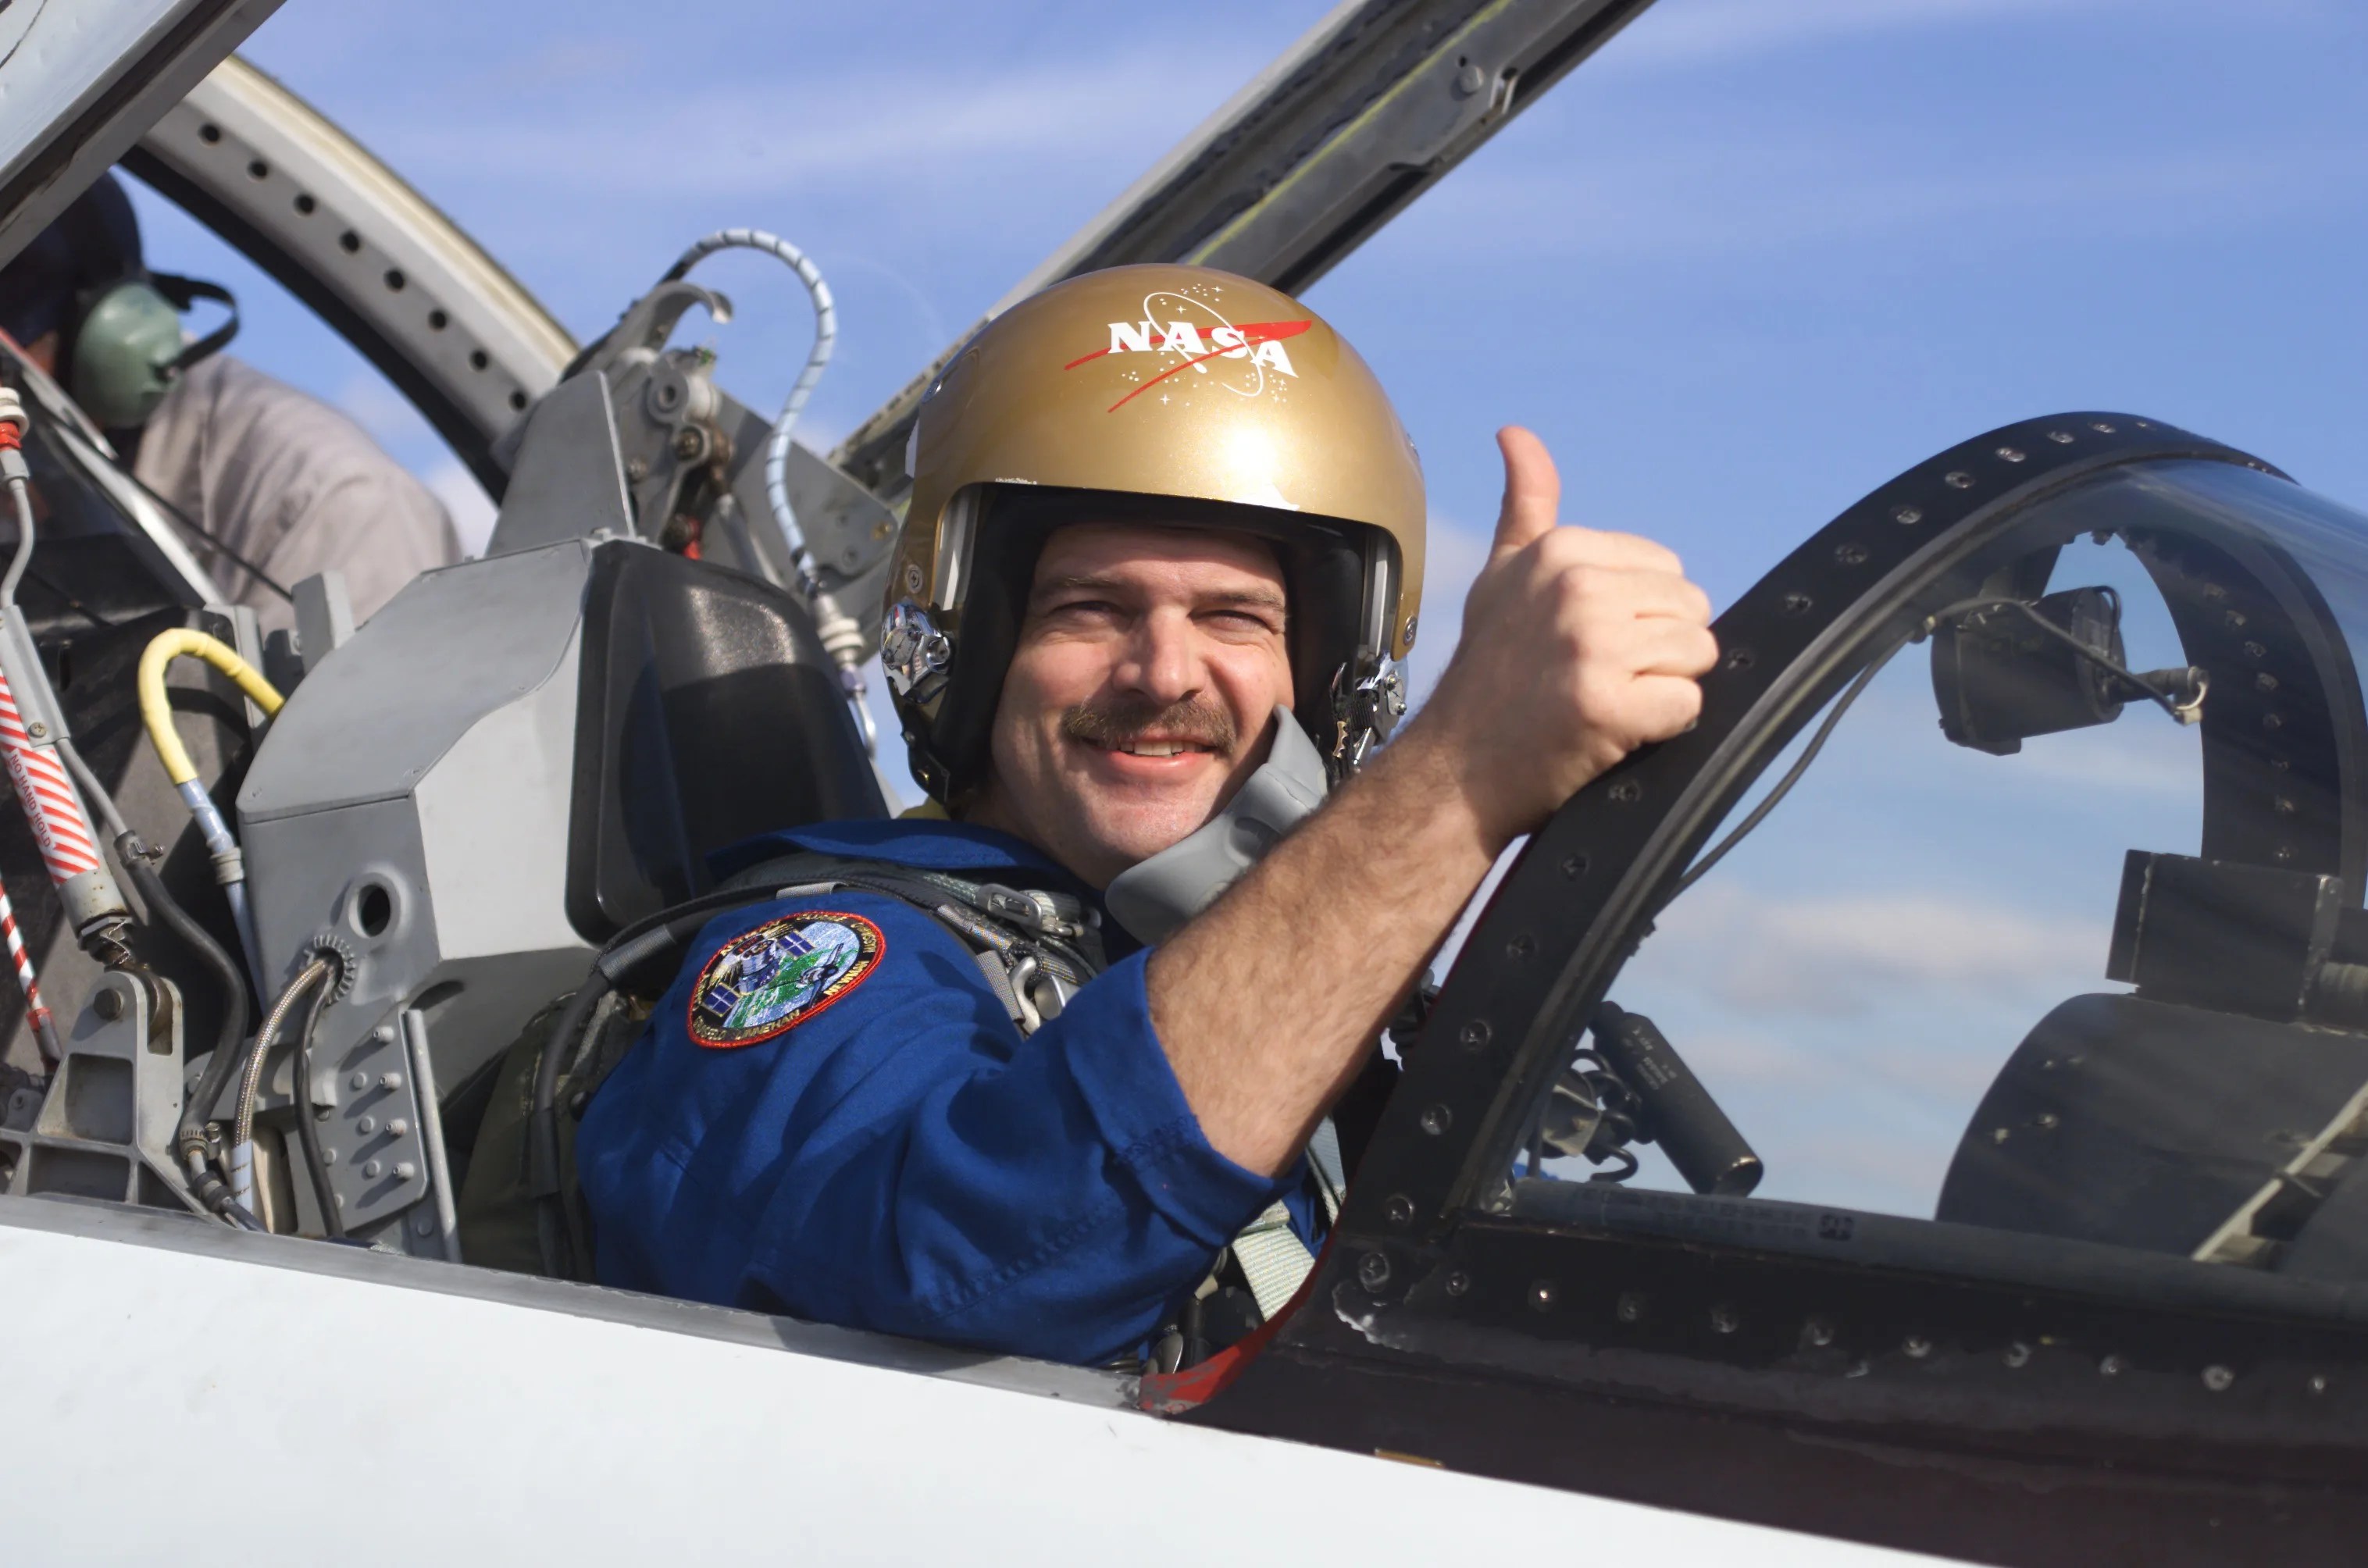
left=882, top=263, right=1428, bottom=804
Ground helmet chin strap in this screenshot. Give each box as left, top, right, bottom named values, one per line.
left=1104, top=707, right=1328, bottom=946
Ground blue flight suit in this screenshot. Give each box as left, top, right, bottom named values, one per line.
left=574, top=817, right=1328, bottom=1367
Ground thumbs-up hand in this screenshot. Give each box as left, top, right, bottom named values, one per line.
left=1412, top=426, right=1717, bottom=845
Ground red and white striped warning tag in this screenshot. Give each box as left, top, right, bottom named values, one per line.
left=0, top=667, right=99, bottom=885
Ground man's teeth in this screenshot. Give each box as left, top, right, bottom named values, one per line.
left=1118, top=740, right=1189, bottom=757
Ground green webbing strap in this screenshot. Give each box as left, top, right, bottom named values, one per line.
left=1228, top=1118, right=1346, bottom=1322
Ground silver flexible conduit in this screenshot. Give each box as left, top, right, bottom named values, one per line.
left=660, top=229, right=877, bottom=754
left=661, top=228, right=836, bottom=579
left=230, top=954, right=335, bottom=1214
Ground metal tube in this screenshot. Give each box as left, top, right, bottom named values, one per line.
left=176, top=777, right=262, bottom=996
left=0, top=405, right=133, bottom=954
left=0, top=650, right=129, bottom=953
left=232, top=956, right=332, bottom=1221
left=0, top=654, right=114, bottom=912
left=1592, top=1003, right=1764, bottom=1198
left=0, top=470, right=31, bottom=608
left=401, top=1008, right=462, bottom=1263
left=661, top=232, right=877, bottom=752
left=0, top=390, right=35, bottom=611
left=660, top=227, right=836, bottom=565
left=0, top=867, right=60, bottom=1066
left=55, top=736, right=129, bottom=841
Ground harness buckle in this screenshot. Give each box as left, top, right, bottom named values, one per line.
left=976, top=882, right=1083, bottom=939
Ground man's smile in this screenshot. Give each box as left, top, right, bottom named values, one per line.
left=1072, top=732, right=1226, bottom=784
left=1057, top=693, right=1239, bottom=786
left=1101, top=736, right=1212, bottom=758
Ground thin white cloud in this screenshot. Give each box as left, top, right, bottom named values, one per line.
left=383, top=57, right=1234, bottom=200
left=1664, top=1024, right=1824, bottom=1087
left=1652, top=882, right=2105, bottom=1018
left=2010, top=716, right=2202, bottom=798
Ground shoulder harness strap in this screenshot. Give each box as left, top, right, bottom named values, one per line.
left=718, top=850, right=1107, bottom=1034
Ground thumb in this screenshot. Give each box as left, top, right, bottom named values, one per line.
left=1491, top=426, right=1561, bottom=561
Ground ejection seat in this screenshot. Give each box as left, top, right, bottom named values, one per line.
left=444, top=542, right=885, bottom=1258
left=562, top=540, right=887, bottom=941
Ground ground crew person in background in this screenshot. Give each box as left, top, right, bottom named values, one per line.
left=574, top=264, right=1717, bottom=1368
left=0, top=173, right=460, bottom=633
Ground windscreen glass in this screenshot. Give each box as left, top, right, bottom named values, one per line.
left=1509, top=458, right=2368, bottom=1286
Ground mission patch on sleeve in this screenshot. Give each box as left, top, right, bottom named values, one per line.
left=687, top=911, right=886, bottom=1049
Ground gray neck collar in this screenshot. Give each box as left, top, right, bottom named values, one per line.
left=1103, top=707, right=1329, bottom=945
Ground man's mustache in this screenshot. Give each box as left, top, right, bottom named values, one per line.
left=1061, top=695, right=1239, bottom=753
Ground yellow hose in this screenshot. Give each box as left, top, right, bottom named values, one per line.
left=137, top=629, right=284, bottom=786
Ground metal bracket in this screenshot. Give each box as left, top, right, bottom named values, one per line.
left=573, top=281, right=730, bottom=382
left=291, top=569, right=355, bottom=675
left=311, top=1011, right=433, bottom=1234
left=484, top=373, right=636, bottom=557
left=1, top=972, right=198, bottom=1213
left=769, top=440, right=900, bottom=600
left=219, top=1005, right=435, bottom=1236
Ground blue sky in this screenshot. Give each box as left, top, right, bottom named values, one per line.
left=169, top=0, right=2368, bottom=610
left=128, top=0, right=2368, bottom=1213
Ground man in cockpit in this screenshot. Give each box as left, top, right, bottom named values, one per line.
left=0, top=173, right=459, bottom=633
left=574, top=264, right=1717, bottom=1369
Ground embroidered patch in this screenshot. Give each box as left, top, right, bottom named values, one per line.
left=687, top=911, right=885, bottom=1049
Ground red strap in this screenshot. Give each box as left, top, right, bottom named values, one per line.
left=1136, top=1229, right=1338, bottom=1413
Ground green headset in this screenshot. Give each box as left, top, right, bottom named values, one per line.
left=66, top=272, right=239, bottom=429
left=0, top=173, right=238, bottom=430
